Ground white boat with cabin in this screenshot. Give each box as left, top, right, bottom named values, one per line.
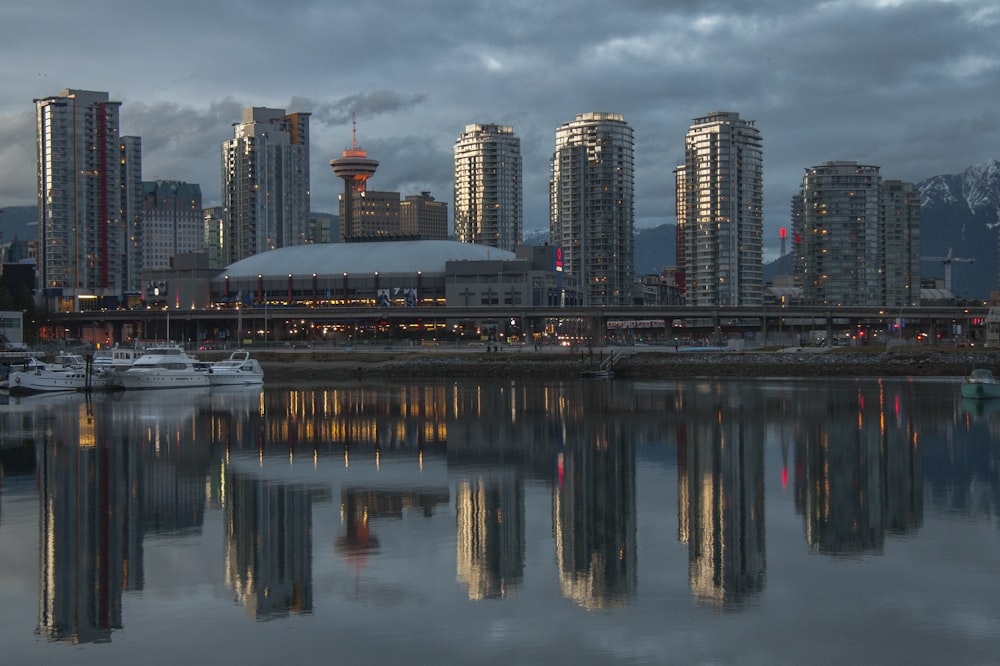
left=960, top=368, right=1000, bottom=400
left=7, top=353, right=121, bottom=395
left=117, top=345, right=209, bottom=390
left=204, top=350, right=264, bottom=386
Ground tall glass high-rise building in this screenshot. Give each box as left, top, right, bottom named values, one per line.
left=120, top=136, right=143, bottom=295
left=550, top=113, right=635, bottom=306
left=881, top=180, right=922, bottom=308
left=35, top=89, right=135, bottom=310
left=454, top=124, right=522, bottom=252
left=223, top=107, right=310, bottom=264
left=795, top=162, right=881, bottom=306
left=676, top=111, right=763, bottom=306
left=792, top=161, right=920, bottom=307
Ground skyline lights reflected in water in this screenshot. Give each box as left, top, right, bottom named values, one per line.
left=0, top=377, right=997, bottom=664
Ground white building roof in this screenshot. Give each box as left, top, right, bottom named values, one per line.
left=222, top=240, right=517, bottom=279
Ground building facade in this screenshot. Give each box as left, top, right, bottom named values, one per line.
left=339, top=190, right=401, bottom=241
left=204, top=206, right=226, bottom=269
left=140, top=181, right=204, bottom=272
left=549, top=113, right=635, bottom=306
left=795, top=162, right=882, bottom=306
left=308, top=213, right=335, bottom=244
left=222, top=107, right=310, bottom=264
left=793, top=162, right=920, bottom=307
left=35, top=89, right=134, bottom=310
left=120, top=136, right=143, bottom=295
left=401, top=192, right=448, bottom=240
left=676, top=111, right=763, bottom=306
left=881, top=179, right=922, bottom=307
left=454, top=124, right=523, bottom=252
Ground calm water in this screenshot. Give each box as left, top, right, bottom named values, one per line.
left=0, top=377, right=998, bottom=665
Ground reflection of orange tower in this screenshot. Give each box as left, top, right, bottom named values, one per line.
left=330, top=115, right=379, bottom=240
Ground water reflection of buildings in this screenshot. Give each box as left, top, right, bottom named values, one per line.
left=553, top=422, right=637, bottom=610
left=37, top=402, right=130, bottom=643
left=336, top=485, right=450, bottom=597
left=443, top=381, right=641, bottom=608
left=455, top=474, right=524, bottom=599
left=259, top=385, right=449, bottom=456
left=931, top=400, right=1000, bottom=523
left=794, top=384, right=923, bottom=555
left=12, top=376, right=961, bottom=645
left=33, top=389, right=228, bottom=642
left=677, top=385, right=766, bottom=610
left=224, top=471, right=314, bottom=620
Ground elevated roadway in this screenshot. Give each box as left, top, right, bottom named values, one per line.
left=45, top=304, right=988, bottom=345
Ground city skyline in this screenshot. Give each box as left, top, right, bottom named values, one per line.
left=1, top=1, right=997, bottom=262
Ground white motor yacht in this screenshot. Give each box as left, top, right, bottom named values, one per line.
left=205, top=350, right=264, bottom=386
left=7, top=353, right=121, bottom=394
left=117, top=345, right=209, bottom=390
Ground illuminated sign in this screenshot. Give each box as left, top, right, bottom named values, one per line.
left=144, top=280, right=168, bottom=298
left=555, top=247, right=563, bottom=272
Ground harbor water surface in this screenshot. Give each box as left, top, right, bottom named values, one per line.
left=0, top=377, right=997, bottom=665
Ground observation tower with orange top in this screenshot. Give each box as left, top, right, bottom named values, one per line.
left=330, top=116, right=379, bottom=240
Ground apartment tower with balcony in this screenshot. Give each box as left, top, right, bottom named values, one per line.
left=793, top=161, right=920, bottom=307
left=35, top=89, right=137, bottom=310
left=549, top=113, right=635, bottom=306
left=676, top=111, right=763, bottom=306
left=454, top=124, right=523, bottom=252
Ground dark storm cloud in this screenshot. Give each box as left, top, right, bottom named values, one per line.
left=2, top=0, right=998, bottom=254
left=0, top=110, right=35, bottom=205
left=362, top=135, right=455, bottom=198
left=293, top=92, right=428, bottom=127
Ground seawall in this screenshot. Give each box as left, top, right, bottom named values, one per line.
left=249, top=348, right=1000, bottom=386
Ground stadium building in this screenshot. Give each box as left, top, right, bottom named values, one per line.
left=212, top=240, right=577, bottom=309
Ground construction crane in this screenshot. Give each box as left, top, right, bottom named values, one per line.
left=921, top=247, right=975, bottom=293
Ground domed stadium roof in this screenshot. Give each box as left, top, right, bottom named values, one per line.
left=222, top=240, right=517, bottom=279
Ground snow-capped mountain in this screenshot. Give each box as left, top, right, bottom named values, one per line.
left=919, top=159, right=1000, bottom=221
left=521, top=228, right=549, bottom=246
left=917, top=160, right=1000, bottom=298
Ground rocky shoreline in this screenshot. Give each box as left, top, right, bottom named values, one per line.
left=252, top=348, right=1000, bottom=385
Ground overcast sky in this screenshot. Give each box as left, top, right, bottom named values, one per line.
left=1, top=0, right=998, bottom=258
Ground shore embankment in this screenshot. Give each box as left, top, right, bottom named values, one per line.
left=242, top=346, right=1000, bottom=386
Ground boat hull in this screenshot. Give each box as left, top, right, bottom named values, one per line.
left=7, top=369, right=120, bottom=395
left=207, top=371, right=263, bottom=386
left=118, top=370, right=209, bottom=390
left=960, top=381, right=1000, bottom=399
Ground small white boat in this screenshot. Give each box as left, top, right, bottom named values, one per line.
left=205, top=350, right=264, bottom=386
left=117, top=345, right=209, bottom=390
left=7, top=353, right=121, bottom=395
left=960, top=368, right=1000, bottom=400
